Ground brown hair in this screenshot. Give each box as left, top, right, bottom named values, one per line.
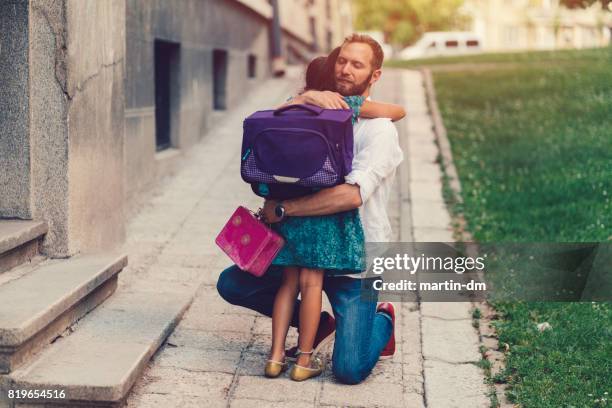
left=303, top=47, right=341, bottom=92
left=341, top=33, right=384, bottom=70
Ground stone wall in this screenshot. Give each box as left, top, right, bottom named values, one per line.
left=1, top=0, right=126, bottom=256
left=0, top=0, right=31, bottom=219
left=63, top=0, right=126, bottom=253
left=124, top=0, right=272, bottom=202
left=29, top=0, right=70, bottom=255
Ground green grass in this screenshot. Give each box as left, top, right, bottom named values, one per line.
left=384, top=46, right=610, bottom=68
left=419, top=48, right=612, bottom=407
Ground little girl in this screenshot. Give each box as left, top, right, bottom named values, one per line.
left=263, top=48, right=405, bottom=381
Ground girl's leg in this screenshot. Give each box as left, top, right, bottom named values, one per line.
left=270, top=267, right=299, bottom=362
left=296, top=267, right=325, bottom=367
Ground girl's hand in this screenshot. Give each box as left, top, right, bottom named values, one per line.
left=301, top=90, right=349, bottom=110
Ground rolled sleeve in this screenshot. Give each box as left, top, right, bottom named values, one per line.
left=345, top=119, right=403, bottom=204
left=345, top=168, right=378, bottom=204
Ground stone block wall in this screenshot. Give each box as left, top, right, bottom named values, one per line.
left=124, top=0, right=272, bottom=202
left=1, top=0, right=126, bottom=256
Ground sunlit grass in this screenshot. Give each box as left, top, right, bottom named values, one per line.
left=420, top=48, right=612, bottom=407
left=385, top=46, right=611, bottom=68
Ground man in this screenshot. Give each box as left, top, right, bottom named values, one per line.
left=217, top=34, right=403, bottom=384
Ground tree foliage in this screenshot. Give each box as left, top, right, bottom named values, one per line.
left=559, top=0, right=610, bottom=9
left=352, top=0, right=469, bottom=46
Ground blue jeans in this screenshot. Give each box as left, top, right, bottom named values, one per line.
left=217, top=264, right=393, bottom=384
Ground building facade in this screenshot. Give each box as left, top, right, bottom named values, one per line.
left=0, top=0, right=353, bottom=257
left=124, top=0, right=353, bottom=213
left=464, top=0, right=611, bottom=51
left=0, top=2, right=353, bottom=404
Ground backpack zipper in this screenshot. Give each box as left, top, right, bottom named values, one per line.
left=242, top=148, right=251, bottom=161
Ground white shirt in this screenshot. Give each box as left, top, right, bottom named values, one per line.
left=342, top=116, right=404, bottom=277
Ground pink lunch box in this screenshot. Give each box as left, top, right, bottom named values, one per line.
left=215, top=206, right=285, bottom=277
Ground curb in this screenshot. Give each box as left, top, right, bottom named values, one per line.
left=421, top=67, right=513, bottom=408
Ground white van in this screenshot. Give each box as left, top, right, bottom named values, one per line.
left=398, top=32, right=483, bottom=60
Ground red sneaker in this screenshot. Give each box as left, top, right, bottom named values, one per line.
left=286, top=311, right=336, bottom=361
left=377, top=302, right=395, bottom=360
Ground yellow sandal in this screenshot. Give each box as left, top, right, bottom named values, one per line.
left=264, top=359, right=288, bottom=378
left=289, top=349, right=323, bottom=381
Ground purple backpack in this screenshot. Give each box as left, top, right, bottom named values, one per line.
left=240, top=104, right=354, bottom=199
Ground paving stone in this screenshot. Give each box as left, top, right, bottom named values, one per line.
left=230, top=399, right=314, bottom=408
left=166, top=327, right=251, bottom=351
left=247, top=331, right=298, bottom=355
left=411, top=201, right=452, bottom=229
left=410, top=162, right=443, bottom=183
left=421, top=318, right=481, bottom=363
left=420, top=302, right=474, bottom=320
left=236, top=351, right=268, bottom=376
left=179, top=311, right=255, bottom=333
left=318, top=361, right=404, bottom=387
left=184, top=290, right=259, bottom=317
left=251, top=315, right=273, bottom=335
left=402, top=356, right=424, bottom=377
left=423, top=360, right=489, bottom=408
left=233, top=375, right=319, bottom=403
left=409, top=180, right=445, bottom=202
left=408, top=139, right=439, bottom=161
left=402, top=393, right=426, bottom=408
left=156, top=252, right=222, bottom=269
left=143, top=265, right=207, bottom=284
left=407, top=123, right=436, bottom=142
left=131, top=366, right=233, bottom=402
left=320, top=377, right=405, bottom=407
left=154, top=344, right=241, bottom=374
left=126, top=392, right=216, bottom=408
left=366, top=360, right=403, bottom=384
left=400, top=306, right=422, bottom=356
left=403, top=373, right=424, bottom=395
left=413, top=227, right=454, bottom=242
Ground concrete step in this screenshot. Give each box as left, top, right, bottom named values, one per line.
left=0, top=256, right=46, bottom=288
left=0, top=221, right=47, bottom=274
left=2, top=286, right=194, bottom=408
left=0, top=254, right=127, bottom=374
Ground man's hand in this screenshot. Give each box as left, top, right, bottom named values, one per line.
left=260, top=184, right=361, bottom=222
left=262, top=200, right=282, bottom=223
left=295, top=90, right=349, bottom=110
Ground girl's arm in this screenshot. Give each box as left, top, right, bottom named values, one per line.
left=360, top=100, right=406, bottom=122
left=275, top=90, right=349, bottom=110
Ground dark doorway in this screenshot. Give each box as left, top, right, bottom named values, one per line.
left=154, top=39, right=180, bottom=151
left=248, top=54, right=257, bottom=79
left=309, top=16, right=318, bottom=52
left=213, top=49, right=228, bottom=110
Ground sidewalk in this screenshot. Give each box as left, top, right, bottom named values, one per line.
left=122, top=69, right=488, bottom=407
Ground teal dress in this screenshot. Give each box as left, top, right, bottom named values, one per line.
left=271, top=96, right=366, bottom=275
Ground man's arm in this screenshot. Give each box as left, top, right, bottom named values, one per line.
left=274, top=90, right=349, bottom=110
left=262, top=119, right=403, bottom=223
left=262, top=183, right=361, bottom=223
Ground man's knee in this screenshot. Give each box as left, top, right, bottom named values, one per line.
left=332, top=357, right=368, bottom=385
left=216, top=265, right=243, bottom=304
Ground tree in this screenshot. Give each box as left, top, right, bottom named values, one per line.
left=559, top=0, right=611, bottom=9
left=352, top=0, right=470, bottom=47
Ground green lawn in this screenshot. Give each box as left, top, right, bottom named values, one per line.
left=418, top=48, right=612, bottom=407
left=384, top=47, right=609, bottom=69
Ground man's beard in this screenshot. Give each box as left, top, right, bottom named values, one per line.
left=334, top=72, right=373, bottom=96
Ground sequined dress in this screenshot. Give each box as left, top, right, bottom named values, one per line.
left=271, top=95, right=366, bottom=275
